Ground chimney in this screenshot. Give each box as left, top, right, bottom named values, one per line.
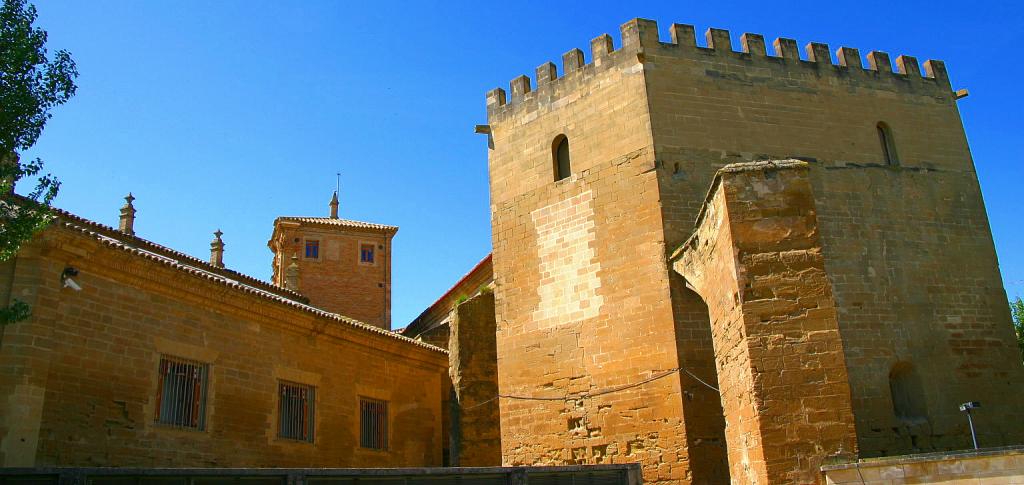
left=329, top=191, right=339, bottom=219
left=285, top=253, right=300, bottom=291
left=119, top=193, right=136, bottom=235
left=210, top=229, right=225, bottom=268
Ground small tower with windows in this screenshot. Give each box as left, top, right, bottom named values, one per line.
left=268, top=191, right=397, bottom=329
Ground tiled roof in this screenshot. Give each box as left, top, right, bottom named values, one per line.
left=274, top=216, right=398, bottom=233
left=402, top=253, right=493, bottom=338
left=52, top=206, right=305, bottom=302
left=46, top=207, right=443, bottom=354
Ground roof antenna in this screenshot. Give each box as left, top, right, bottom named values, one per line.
left=336, top=172, right=341, bottom=195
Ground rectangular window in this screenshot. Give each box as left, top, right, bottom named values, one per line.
left=360, top=243, right=375, bottom=264
left=305, top=240, right=319, bottom=259
left=154, top=356, right=209, bottom=430
left=359, top=397, right=388, bottom=450
left=278, top=381, right=315, bottom=442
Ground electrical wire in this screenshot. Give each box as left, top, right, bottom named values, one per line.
left=462, top=366, right=719, bottom=410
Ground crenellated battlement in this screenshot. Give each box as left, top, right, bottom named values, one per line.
left=486, top=18, right=951, bottom=114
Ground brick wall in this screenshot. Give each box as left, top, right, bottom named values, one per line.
left=0, top=223, right=445, bottom=467
left=270, top=223, right=393, bottom=329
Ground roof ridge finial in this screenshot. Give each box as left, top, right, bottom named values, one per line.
left=210, top=229, right=225, bottom=268
left=119, top=192, right=137, bottom=236
left=329, top=190, right=339, bottom=219
left=285, top=252, right=300, bottom=291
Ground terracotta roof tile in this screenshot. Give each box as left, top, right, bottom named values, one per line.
left=52, top=206, right=304, bottom=301
left=402, top=253, right=493, bottom=337
left=275, top=216, right=398, bottom=233
left=46, top=207, right=442, bottom=354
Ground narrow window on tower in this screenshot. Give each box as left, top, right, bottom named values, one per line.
left=304, top=239, right=319, bottom=259
left=278, top=381, right=315, bottom=442
left=553, top=135, right=571, bottom=181
left=877, top=122, right=899, bottom=166
left=154, top=355, right=209, bottom=430
left=360, top=243, right=375, bottom=264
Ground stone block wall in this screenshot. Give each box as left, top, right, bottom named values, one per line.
left=673, top=161, right=859, bottom=484
left=402, top=253, right=494, bottom=351
left=448, top=291, right=501, bottom=466
left=0, top=223, right=446, bottom=467
left=822, top=446, right=1024, bottom=484
left=487, top=20, right=695, bottom=484
left=490, top=147, right=687, bottom=483
left=670, top=278, right=730, bottom=483
left=482, top=16, right=1022, bottom=484
left=634, top=18, right=1024, bottom=455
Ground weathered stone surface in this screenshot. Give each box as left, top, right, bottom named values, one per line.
left=0, top=219, right=446, bottom=467
left=448, top=292, right=501, bottom=466
left=822, top=446, right=1024, bottom=484
left=401, top=254, right=494, bottom=352
left=673, top=161, right=858, bottom=484
left=483, top=16, right=1024, bottom=485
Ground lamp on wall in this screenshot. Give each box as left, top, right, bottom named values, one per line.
left=61, top=266, right=81, bottom=291
left=959, top=401, right=981, bottom=449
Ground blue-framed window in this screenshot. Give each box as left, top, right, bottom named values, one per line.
left=305, top=240, right=319, bottom=259
left=360, top=244, right=375, bottom=264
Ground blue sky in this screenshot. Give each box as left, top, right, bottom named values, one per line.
left=23, top=1, right=1024, bottom=327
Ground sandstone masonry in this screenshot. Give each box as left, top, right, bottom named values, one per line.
left=481, top=17, right=1024, bottom=485
left=0, top=202, right=445, bottom=468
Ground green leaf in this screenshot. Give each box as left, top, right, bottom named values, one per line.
left=0, top=0, right=78, bottom=323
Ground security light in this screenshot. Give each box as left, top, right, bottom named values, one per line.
left=959, top=401, right=980, bottom=412
left=959, top=401, right=981, bottom=449
left=61, top=267, right=81, bottom=291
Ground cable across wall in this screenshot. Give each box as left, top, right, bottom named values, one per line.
left=464, top=366, right=719, bottom=410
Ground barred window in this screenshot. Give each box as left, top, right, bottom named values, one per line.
left=278, top=381, right=315, bottom=442
left=359, top=397, right=388, bottom=450
left=154, top=356, right=209, bottom=430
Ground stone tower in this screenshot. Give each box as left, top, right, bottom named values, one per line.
left=484, top=18, right=1024, bottom=484
left=268, top=192, right=397, bottom=329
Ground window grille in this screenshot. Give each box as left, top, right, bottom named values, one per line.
left=359, top=397, right=388, bottom=450
left=360, top=244, right=375, bottom=264
left=154, top=356, right=208, bottom=430
left=305, top=240, right=319, bottom=259
left=278, top=381, right=315, bottom=442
